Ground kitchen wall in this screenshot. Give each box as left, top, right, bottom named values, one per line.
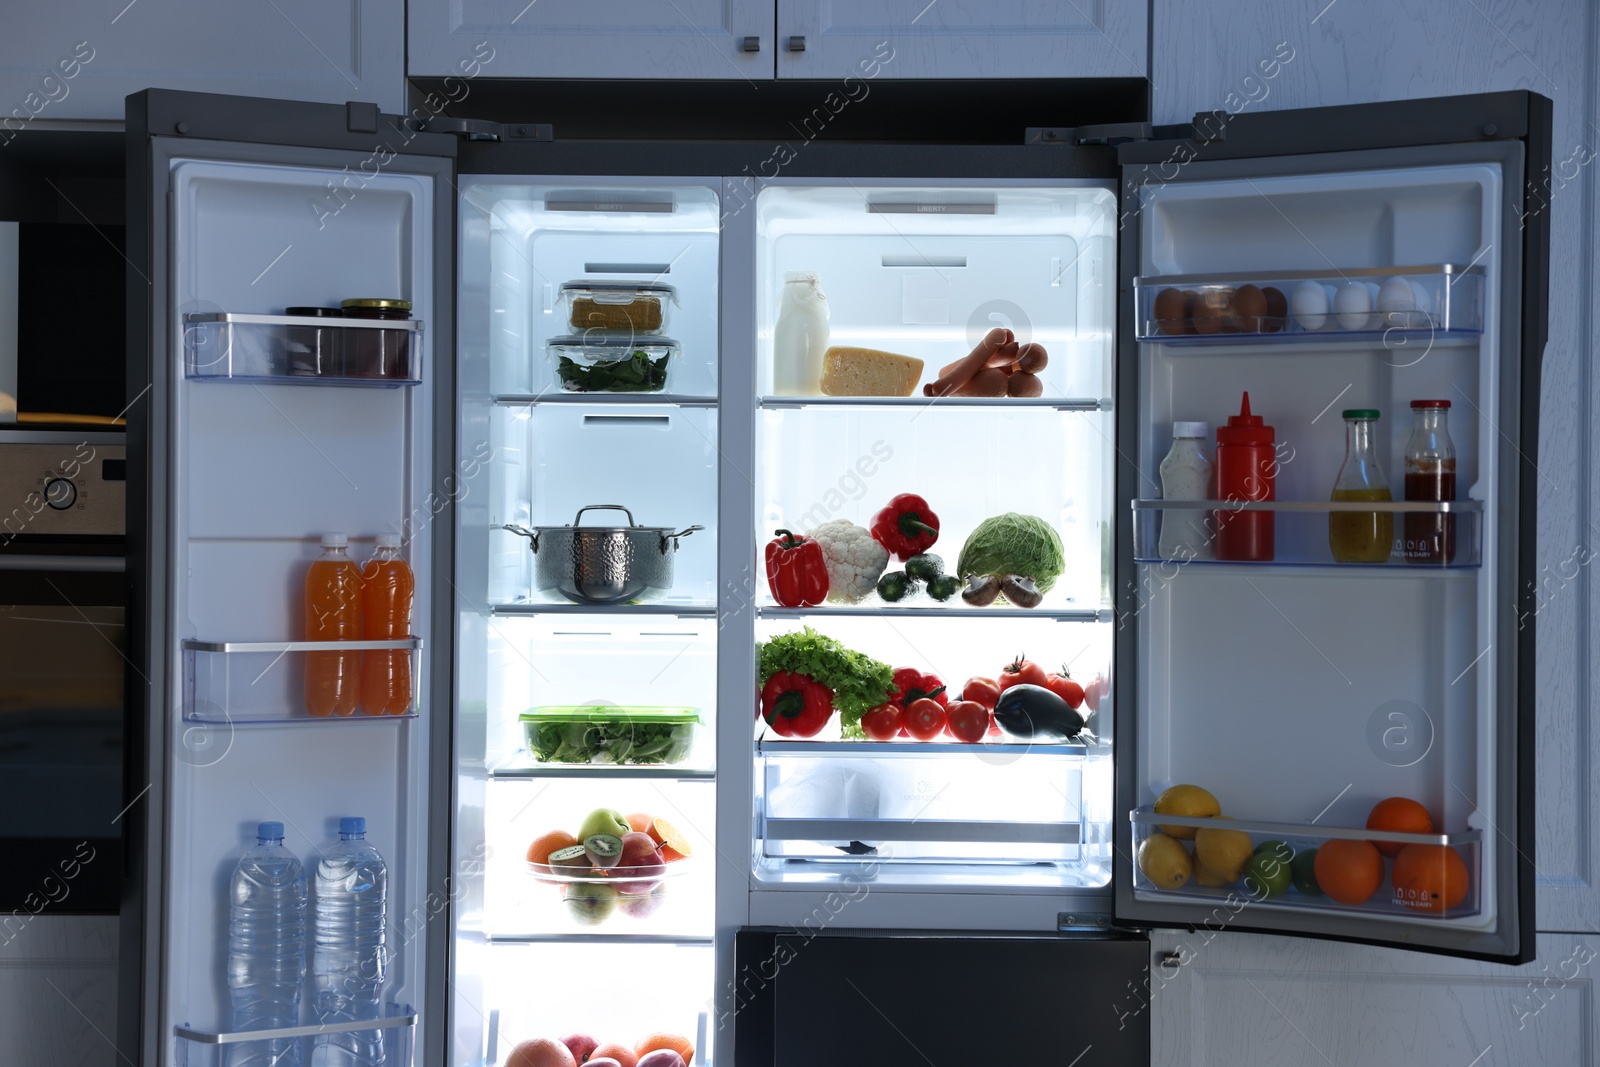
left=1148, top=1, right=1600, bottom=1063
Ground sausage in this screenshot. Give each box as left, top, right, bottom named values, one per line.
left=1015, top=343, right=1048, bottom=373
left=953, top=367, right=1008, bottom=396
left=1007, top=372, right=1044, bottom=397
left=925, top=328, right=1012, bottom=397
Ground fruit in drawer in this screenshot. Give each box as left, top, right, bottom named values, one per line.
left=636, top=1053, right=686, bottom=1067
left=590, top=1044, right=638, bottom=1067
left=560, top=1034, right=600, bottom=1064
left=1314, top=839, right=1384, bottom=905
left=1194, top=822, right=1254, bottom=883
left=1153, top=784, right=1221, bottom=840
left=1290, top=849, right=1323, bottom=896
left=578, top=808, right=632, bottom=843
left=1391, top=843, right=1469, bottom=913
left=1194, top=863, right=1233, bottom=888
left=507, top=1037, right=578, bottom=1067
left=1242, top=850, right=1292, bottom=899
left=636, top=1033, right=695, bottom=1065
left=589, top=1060, right=624, bottom=1067
left=1137, top=832, right=1193, bottom=889
left=1365, top=797, right=1435, bottom=858
left=563, top=881, right=619, bottom=925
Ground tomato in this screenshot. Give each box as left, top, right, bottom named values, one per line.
left=903, top=697, right=948, bottom=741
left=1044, top=670, right=1085, bottom=710
left=945, top=700, right=989, bottom=743
left=999, top=654, right=1048, bottom=692
left=961, top=676, right=1001, bottom=710
left=861, top=703, right=903, bottom=741
left=889, top=667, right=948, bottom=709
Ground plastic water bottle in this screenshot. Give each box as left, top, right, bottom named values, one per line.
left=312, top=817, right=389, bottom=1067
left=226, top=822, right=307, bottom=1067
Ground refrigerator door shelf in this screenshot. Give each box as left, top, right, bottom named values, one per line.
left=173, top=1005, right=414, bottom=1067
left=1133, top=264, right=1484, bottom=345
left=1130, top=809, right=1485, bottom=921
left=1132, top=499, right=1484, bottom=569
left=183, top=313, right=424, bottom=386
left=181, top=637, right=423, bottom=723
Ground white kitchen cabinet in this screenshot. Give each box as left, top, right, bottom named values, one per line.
left=0, top=0, right=404, bottom=121
left=407, top=0, right=775, bottom=80
left=775, top=0, right=1145, bottom=79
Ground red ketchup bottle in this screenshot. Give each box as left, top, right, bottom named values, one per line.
left=1213, top=392, right=1276, bottom=561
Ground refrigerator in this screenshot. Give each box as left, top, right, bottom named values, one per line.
left=118, top=86, right=1549, bottom=1066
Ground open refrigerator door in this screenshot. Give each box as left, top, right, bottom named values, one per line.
left=1111, top=92, right=1549, bottom=962
left=121, top=91, right=456, bottom=1065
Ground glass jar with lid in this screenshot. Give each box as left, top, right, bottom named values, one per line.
left=339, top=298, right=412, bottom=378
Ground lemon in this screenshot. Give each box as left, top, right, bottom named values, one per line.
left=1137, top=832, right=1194, bottom=889
left=1154, top=784, right=1221, bottom=840
left=1194, top=820, right=1254, bottom=882
left=1195, top=862, right=1233, bottom=888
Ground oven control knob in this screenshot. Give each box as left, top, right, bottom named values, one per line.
left=44, top=477, right=77, bottom=510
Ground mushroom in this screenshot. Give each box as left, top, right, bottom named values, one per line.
left=999, top=574, right=1043, bottom=609
left=960, top=574, right=1002, bottom=607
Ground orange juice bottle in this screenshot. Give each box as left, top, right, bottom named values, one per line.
left=304, top=533, right=362, bottom=716
left=359, top=534, right=414, bottom=716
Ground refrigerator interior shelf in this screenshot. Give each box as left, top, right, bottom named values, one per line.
left=1133, top=264, right=1484, bottom=345
left=759, top=395, right=1108, bottom=411
left=1132, top=498, right=1483, bottom=568
left=494, top=392, right=718, bottom=407
left=182, top=637, right=423, bottom=723
left=763, top=817, right=1082, bottom=845
left=758, top=739, right=1089, bottom=757
left=491, top=602, right=717, bottom=618
left=489, top=758, right=716, bottom=780
left=183, top=312, right=424, bottom=386
left=483, top=932, right=714, bottom=945
left=756, top=604, right=1104, bottom=621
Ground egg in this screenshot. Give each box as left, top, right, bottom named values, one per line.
left=1261, top=286, right=1288, bottom=333
left=1192, top=289, right=1231, bottom=334
left=1152, top=287, right=1190, bottom=335
left=1335, top=282, right=1373, bottom=331
left=1231, top=284, right=1268, bottom=332
left=1291, top=280, right=1329, bottom=330
left=1376, top=276, right=1419, bottom=327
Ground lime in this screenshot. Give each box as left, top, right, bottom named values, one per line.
left=1254, top=839, right=1293, bottom=861
left=1290, top=848, right=1323, bottom=895
left=1242, top=850, right=1292, bottom=899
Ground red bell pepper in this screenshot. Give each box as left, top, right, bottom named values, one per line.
left=888, top=667, right=947, bottom=710
left=765, top=529, right=829, bottom=607
left=759, top=671, right=834, bottom=738
left=870, top=493, right=941, bottom=561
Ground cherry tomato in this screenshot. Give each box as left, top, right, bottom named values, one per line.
left=946, top=700, right=989, bottom=743
left=1044, top=670, right=1085, bottom=710
left=861, top=703, right=903, bottom=741
left=999, top=654, right=1048, bottom=692
left=961, top=676, right=1001, bottom=710
left=904, top=697, right=948, bottom=741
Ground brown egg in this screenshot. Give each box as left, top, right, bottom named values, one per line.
left=1192, top=289, right=1230, bottom=335
left=1232, top=284, right=1267, bottom=332
left=1261, top=286, right=1288, bottom=333
left=1152, top=287, right=1189, bottom=335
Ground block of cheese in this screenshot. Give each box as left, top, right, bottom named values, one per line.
left=818, top=346, right=924, bottom=397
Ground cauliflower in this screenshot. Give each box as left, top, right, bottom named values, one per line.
left=806, top=519, right=889, bottom=603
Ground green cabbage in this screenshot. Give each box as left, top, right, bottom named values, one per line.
left=956, top=513, right=1065, bottom=592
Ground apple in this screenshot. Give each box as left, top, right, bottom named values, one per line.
left=561, top=1034, right=599, bottom=1064
left=577, top=808, right=631, bottom=843
left=588, top=1060, right=623, bottom=1067
left=614, top=832, right=666, bottom=895
left=618, top=884, right=666, bottom=918
left=562, top=881, right=618, bottom=926
left=636, top=1052, right=687, bottom=1067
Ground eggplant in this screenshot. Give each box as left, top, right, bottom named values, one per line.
left=992, top=683, right=1086, bottom=740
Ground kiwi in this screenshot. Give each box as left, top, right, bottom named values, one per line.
left=547, top=845, right=591, bottom=874
left=584, top=833, right=623, bottom=868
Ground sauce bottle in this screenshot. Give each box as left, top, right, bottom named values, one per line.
left=1158, top=421, right=1214, bottom=560
left=1403, top=400, right=1456, bottom=563
left=1329, top=409, right=1393, bottom=563
left=1213, top=392, right=1276, bottom=561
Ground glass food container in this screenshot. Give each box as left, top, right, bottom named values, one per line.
left=1330, top=408, right=1394, bottom=564
left=283, top=306, right=344, bottom=376
left=557, top=280, right=677, bottom=336
left=546, top=335, right=678, bottom=393
left=339, top=298, right=412, bottom=378
left=519, top=705, right=701, bottom=765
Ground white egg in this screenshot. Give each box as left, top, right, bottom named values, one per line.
left=1377, top=276, right=1418, bottom=327
left=1291, top=280, right=1329, bottom=330
left=1335, top=282, right=1373, bottom=331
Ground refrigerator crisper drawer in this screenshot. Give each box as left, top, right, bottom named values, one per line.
left=184, top=313, right=424, bottom=385
left=173, top=1005, right=415, bottom=1067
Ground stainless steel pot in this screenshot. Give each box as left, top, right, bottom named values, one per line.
left=502, top=505, right=702, bottom=605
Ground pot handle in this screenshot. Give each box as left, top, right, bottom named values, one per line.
left=499, top=523, right=540, bottom=552
left=573, top=504, right=637, bottom=527
left=660, top=524, right=705, bottom=552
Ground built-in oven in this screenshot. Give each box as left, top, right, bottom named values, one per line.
left=0, top=429, right=125, bottom=914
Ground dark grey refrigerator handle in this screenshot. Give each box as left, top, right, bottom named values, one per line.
left=0, top=554, right=124, bottom=572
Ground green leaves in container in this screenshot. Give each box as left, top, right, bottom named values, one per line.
left=557, top=349, right=670, bottom=393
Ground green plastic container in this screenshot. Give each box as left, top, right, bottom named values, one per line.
left=519, top=705, right=701, bottom=765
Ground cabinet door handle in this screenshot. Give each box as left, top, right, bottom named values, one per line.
left=787, top=35, right=806, bottom=52
left=741, top=36, right=761, bottom=52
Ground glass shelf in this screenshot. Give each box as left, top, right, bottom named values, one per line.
left=1131, top=499, right=1483, bottom=568
left=174, top=1005, right=414, bottom=1067
left=494, top=392, right=718, bottom=407
left=182, top=637, right=422, bottom=723
left=757, top=604, right=1104, bottom=621
left=491, top=602, right=716, bottom=618
left=184, top=312, right=423, bottom=386
left=490, top=757, right=716, bottom=781
left=759, top=739, right=1089, bottom=757
left=1133, top=264, right=1484, bottom=346
left=759, top=395, right=1107, bottom=411
left=1130, top=808, right=1483, bottom=920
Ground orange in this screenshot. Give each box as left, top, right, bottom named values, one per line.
left=590, top=1043, right=637, bottom=1067
left=627, top=813, right=655, bottom=834
left=1314, top=839, right=1385, bottom=906
left=1366, top=797, right=1435, bottom=858
left=1391, top=843, right=1469, bottom=913
left=650, top=817, right=693, bottom=863
left=635, top=1032, right=695, bottom=1065
left=526, top=830, right=580, bottom=883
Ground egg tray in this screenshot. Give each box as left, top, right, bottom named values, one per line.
left=1132, top=265, right=1485, bottom=346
